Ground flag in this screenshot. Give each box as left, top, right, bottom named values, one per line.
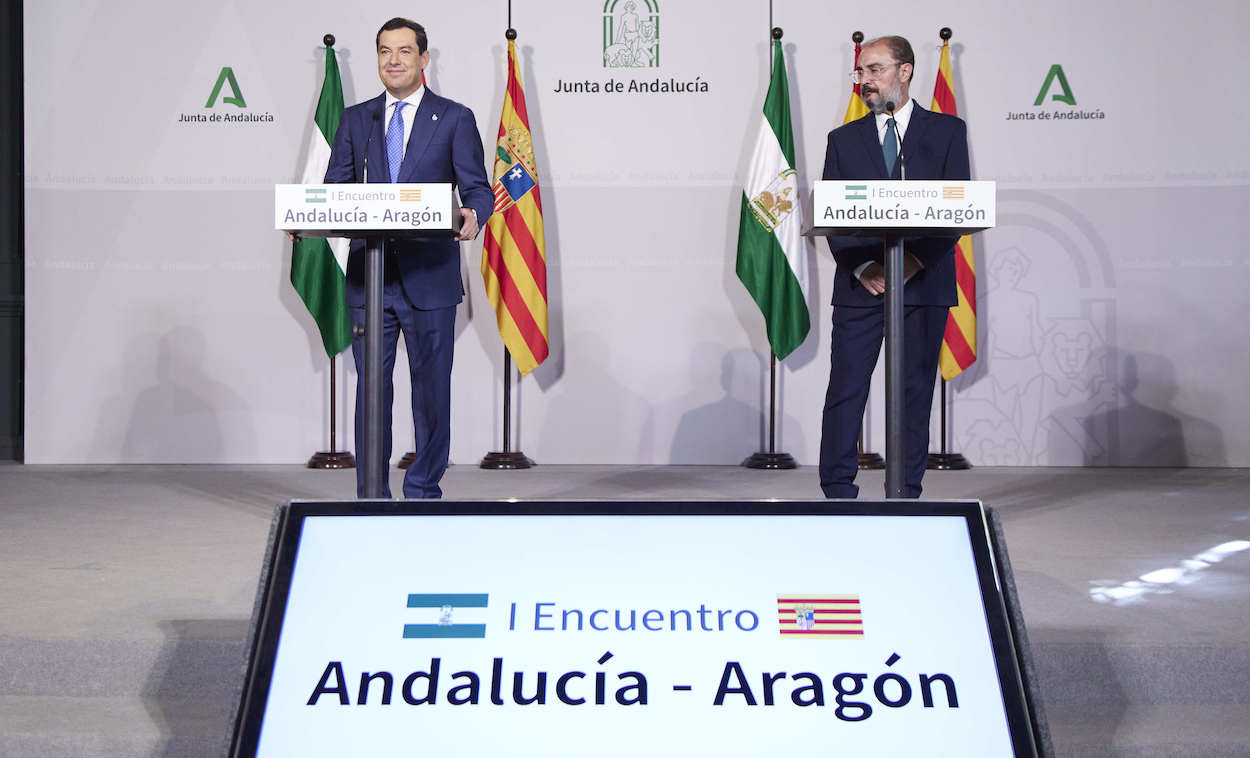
left=290, top=46, right=351, bottom=357
left=482, top=40, right=548, bottom=376
left=843, top=37, right=870, bottom=124
left=403, top=593, right=488, bottom=639
left=735, top=39, right=810, bottom=360
left=931, top=38, right=977, bottom=380
left=777, top=595, right=864, bottom=638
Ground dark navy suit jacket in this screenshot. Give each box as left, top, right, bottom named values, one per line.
left=821, top=102, right=970, bottom=307
left=324, top=90, right=494, bottom=309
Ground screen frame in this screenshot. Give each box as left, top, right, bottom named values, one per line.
left=229, top=499, right=1038, bottom=757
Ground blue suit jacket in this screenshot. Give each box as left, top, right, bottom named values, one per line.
left=324, top=90, right=494, bottom=309
left=821, top=102, right=970, bottom=307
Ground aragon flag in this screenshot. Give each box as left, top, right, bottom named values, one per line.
left=290, top=45, right=351, bottom=357
left=481, top=39, right=548, bottom=376
left=735, top=39, right=810, bottom=360
left=931, top=38, right=977, bottom=380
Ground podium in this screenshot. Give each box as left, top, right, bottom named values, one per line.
left=806, top=180, right=995, bottom=498
left=276, top=183, right=461, bottom=498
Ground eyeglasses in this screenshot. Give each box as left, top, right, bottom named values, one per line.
left=851, top=62, right=899, bottom=84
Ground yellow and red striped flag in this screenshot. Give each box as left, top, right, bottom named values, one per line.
left=843, top=37, right=870, bottom=125
left=481, top=39, right=548, bottom=375
left=931, top=37, right=976, bottom=380
left=777, top=594, right=864, bottom=638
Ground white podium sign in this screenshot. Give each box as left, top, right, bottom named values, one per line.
left=810, top=180, right=996, bottom=232
left=273, top=183, right=455, bottom=233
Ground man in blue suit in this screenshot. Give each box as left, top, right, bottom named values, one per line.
left=324, top=17, right=493, bottom=498
left=819, top=35, right=970, bottom=499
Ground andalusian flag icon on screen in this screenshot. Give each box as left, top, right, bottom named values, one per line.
left=777, top=594, right=864, bottom=638
left=403, top=593, right=488, bottom=639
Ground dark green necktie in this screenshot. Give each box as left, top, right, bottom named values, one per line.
left=882, top=117, right=898, bottom=176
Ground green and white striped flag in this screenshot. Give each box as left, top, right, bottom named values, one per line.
left=290, top=45, right=351, bottom=357
left=735, top=39, right=810, bottom=360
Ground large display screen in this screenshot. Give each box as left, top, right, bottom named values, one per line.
left=231, top=501, right=1036, bottom=756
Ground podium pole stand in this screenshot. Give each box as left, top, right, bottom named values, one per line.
left=883, top=235, right=906, bottom=498
left=361, top=238, right=386, bottom=498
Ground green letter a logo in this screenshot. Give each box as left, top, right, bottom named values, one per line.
left=1033, top=64, right=1075, bottom=106
left=205, top=67, right=247, bottom=108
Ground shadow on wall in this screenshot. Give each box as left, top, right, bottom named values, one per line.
left=536, top=333, right=655, bottom=462
left=669, top=346, right=806, bottom=464
left=111, top=328, right=257, bottom=462
left=1078, top=351, right=1226, bottom=466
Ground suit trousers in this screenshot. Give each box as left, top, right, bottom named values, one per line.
left=819, top=302, right=946, bottom=499
left=350, top=279, right=456, bottom=499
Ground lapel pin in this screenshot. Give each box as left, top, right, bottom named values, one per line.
left=432, top=114, right=439, bottom=121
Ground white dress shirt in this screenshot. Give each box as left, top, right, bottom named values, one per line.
left=854, top=98, right=919, bottom=280
left=383, top=85, right=426, bottom=166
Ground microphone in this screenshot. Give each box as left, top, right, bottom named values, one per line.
left=885, top=101, right=905, bottom=180
left=362, top=111, right=381, bottom=182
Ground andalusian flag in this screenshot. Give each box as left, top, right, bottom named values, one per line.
left=482, top=40, right=548, bottom=375
left=735, top=39, right=809, bottom=360
left=931, top=38, right=977, bottom=380
left=843, top=36, right=870, bottom=124
left=290, top=46, right=351, bottom=357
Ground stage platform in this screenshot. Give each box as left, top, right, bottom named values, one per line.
left=2, top=463, right=1248, bottom=757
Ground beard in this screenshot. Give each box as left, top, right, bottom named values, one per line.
left=862, top=81, right=905, bottom=115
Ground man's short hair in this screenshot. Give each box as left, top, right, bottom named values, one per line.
left=865, top=35, right=915, bottom=78
left=376, top=17, right=428, bottom=53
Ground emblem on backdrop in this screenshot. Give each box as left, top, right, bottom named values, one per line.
left=205, top=66, right=247, bottom=108
left=602, top=0, right=660, bottom=68
left=1033, top=64, right=1076, bottom=106
left=1006, top=63, right=1104, bottom=122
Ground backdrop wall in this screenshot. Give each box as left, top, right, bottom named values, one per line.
left=24, top=0, right=1250, bottom=468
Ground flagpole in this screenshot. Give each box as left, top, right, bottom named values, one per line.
left=480, top=21, right=535, bottom=471
left=743, top=24, right=796, bottom=471
left=840, top=29, right=885, bottom=472
left=925, top=27, right=971, bottom=472
left=305, top=34, right=355, bottom=471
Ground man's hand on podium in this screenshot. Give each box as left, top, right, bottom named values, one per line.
left=456, top=208, right=479, bottom=241
left=857, top=254, right=923, bottom=296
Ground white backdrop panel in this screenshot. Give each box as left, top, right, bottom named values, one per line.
left=24, top=0, right=1250, bottom=469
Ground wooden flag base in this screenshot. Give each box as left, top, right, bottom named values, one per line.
left=307, top=451, right=355, bottom=469
left=742, top=452, right=797, bottom=470
left=927, top=452, right=971, bottom=470
left=858, top=451, right=885, bottom=470
left=480, top=451, right=533, bottom=470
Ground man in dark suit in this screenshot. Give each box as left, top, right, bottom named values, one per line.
left=819, top=35, right=970, bottom=499
left=324, top=17, right=493, bottom=498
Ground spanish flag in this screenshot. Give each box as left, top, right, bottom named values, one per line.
left=481, top=39, right=548, bottom=375
left=843, top=37, right=870, bottom=125
left=931, top=38, right=977, bottom=380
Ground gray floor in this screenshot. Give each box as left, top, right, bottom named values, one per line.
left=2, top=464, right=1249, bottom=756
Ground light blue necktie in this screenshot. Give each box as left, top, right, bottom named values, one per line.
left=386, top=102, right=407, bottom=183
left=882, top=117, right=898, bottom=176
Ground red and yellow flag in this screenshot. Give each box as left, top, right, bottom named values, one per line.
left=777, top=595, right=864, bottom=638
left=843, top=38, right=870, bottom=125
left=931, top=38, right=976, bottom=380
left=481, top=40, right=548, bottom=375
